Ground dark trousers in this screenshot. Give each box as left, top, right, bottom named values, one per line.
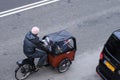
left=26, top=49, right=47, bottom=67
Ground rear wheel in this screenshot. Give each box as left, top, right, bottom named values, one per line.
left=15, top=64, right=31, bottom=80
left=58, top=59, right=71, bottom=73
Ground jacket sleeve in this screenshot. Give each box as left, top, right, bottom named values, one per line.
left=31, top=37, right=50, bottom=52
left=37, top=42, right=50, bottom=53
left=30, top=37, right=43, bottom=44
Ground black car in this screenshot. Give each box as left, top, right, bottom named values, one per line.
left=96, top=29, right=120, bottom=80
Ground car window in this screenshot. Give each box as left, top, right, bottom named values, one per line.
left=106, top=34, right=120, bottom=61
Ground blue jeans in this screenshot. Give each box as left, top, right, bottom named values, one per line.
left=27, top=49, right=47, bottom=67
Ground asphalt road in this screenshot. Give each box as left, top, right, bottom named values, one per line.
left=0, top=0, right=42, bottom=12
left=0, top=0, right=120, bottom=80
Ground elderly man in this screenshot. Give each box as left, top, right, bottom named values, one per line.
left=23, top=27, right=48, bottom=69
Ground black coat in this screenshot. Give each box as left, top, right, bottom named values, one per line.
left=23, top=31, right=45, bottom=56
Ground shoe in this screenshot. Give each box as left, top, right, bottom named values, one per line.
left=34, top=68, right=39, bottom=72
left=31, top=66, right=39, bottom=72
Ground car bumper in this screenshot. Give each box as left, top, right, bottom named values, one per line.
left=96, top=65, right=108, bottom=80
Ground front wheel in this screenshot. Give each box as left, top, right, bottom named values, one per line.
left=15, top=64, right=31, bottom=80
left=58, top=59, right=71, bottom=73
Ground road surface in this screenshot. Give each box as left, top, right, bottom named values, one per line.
left=0, top=0, right=42, bottom=12
left=0, top=0, right=120, bottom=80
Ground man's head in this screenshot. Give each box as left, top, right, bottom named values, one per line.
left=31, top=26, right=40, bottom=35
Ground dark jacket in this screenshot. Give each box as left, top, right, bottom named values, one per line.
left=23, top=31, right=45, bottom=56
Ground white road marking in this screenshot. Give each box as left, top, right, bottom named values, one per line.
left=0, top=0, right=59, bottom=18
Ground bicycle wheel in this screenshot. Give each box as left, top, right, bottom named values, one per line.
left=15, top=64, right=31, bottom=80
left=58, top=59, right=71, bottom=73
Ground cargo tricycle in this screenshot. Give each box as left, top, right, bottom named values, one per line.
left=15, top=30, right=77, bottom=80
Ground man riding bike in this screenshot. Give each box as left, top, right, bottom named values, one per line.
left=23, top=26, right=48, bottom=70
